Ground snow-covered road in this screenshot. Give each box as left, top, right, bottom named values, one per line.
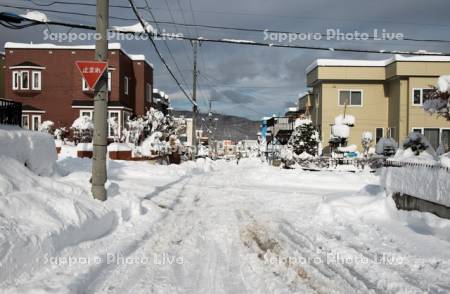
left=4, top=158, right=450, bottom=293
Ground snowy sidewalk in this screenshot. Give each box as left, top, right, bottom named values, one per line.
left=3, top=158, right=450, bottom=293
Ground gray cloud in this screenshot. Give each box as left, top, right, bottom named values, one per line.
left=1, top=0, right=450, bottom=120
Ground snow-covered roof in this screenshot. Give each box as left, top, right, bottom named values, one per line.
left=4, top=42, right=153, bottom=68
left=306, top=54, right=450, bottom=73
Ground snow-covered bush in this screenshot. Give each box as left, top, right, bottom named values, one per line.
left=71, top=116, right=94, bottom=143
left=402, top=132, right=435, bottom=156
left=329, top=115, right=354, bottom=150
left=288, top=118, right=319, bottom=156
left=38, top=120, right=54, bottom=134
left=375, top=137, right=398, bottom=156
left=54, top=127, right=68, bottom=141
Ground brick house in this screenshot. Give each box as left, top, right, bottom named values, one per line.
left=3, top=42, right=153, bottom=137
left=0, top=52, right=4, bottom=98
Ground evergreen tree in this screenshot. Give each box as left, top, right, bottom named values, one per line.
left=288, top=120, right=319, bottom=156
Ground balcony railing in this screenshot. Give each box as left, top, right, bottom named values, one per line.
left=0, top=99, right=22, bottom=127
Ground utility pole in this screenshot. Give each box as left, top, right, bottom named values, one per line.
left=91, top=0, right=109, bottom=201
left=191, top=40, right=198, bottom=158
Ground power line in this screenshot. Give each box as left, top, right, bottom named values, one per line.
left=4, top=7, right=450, bottom=57
left=3, top=2, right=450, bottom=44
left=127, top=0, right=196, bottom=106
left=141, top=0, right=191, bottom=96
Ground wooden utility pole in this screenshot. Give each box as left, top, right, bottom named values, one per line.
left=91, top=0, right=109, bottom=201
left=191, top=40, right=198, bottom=158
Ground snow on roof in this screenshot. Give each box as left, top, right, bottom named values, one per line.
left=5, top=42, right=122, bottom=50
left=4, top=42, right=153, bottom=68
left=287, top=107, right=298, bottom=112
left=305, top=54, right=450, bottom=73
left=111, top=22, right=154, bottom=34
left=153, top=88, right=159, bottom=93
left=20, top=11, right=49, bottom=23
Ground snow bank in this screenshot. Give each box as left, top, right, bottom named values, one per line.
left=0, top=156, right=116, bottom=285
left=334, top=114, right=355, bottom=126
left=0, top=124, right=56, bottom=176
left=337, top=144, right=357, bottom=153
left=77, top=143, right=93, bottom=152
left=442, top=152, right=450, bottom=168
left=331, top=124, right=350, bottom=138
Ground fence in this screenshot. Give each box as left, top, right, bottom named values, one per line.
left=384, top=159, right=450, bottom=173
left=0, top=99, right=22, bottom=127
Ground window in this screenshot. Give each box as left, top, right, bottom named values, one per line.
left=339, top=90, right=362, bottom=106
left=32, top=71, right=41, bottom=90
left=31, top=115, right=41, bottom=131
left=375, top=128, right=384, bottom=143
left=83, top=71, right=111, bottom=91
left=388, top=127, right=396, bottom=140
left=412, top=88, right=433, bottom=106
left=122, top=111, right=131, bottom=130
left=21, top=71, right=29, bottom=90
left=146, top=83, right=152, bottom=102
left=442, top=129, right=450, bottom=152
left=80, top=110, right=93, bottom=119
left=124, top=76, right=129, bottom=95
left=22, top=115, right=29, bottom=129
left=108, top=111, right=120, bottom=138
left=12, top=71, right=20, bottom=90
left=424, top=128, right=440, bottom=150
left=12, top=70, right=38, bottom=90
left=412, top=128, right=423, bottom=134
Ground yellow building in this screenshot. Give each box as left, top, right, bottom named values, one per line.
left=306, top=55, right=450, bottom=153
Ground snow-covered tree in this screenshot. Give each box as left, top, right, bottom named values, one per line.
left=71, top=116, right=93, bottom=143
left=54, top=127, right=68, bottom=141
left=423, top=76, right=450, bottom=119
left=288, top=118, right=319, bottom=156
left=329, top=115, right=354, bottom=149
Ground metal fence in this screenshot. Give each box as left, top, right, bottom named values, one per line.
left=385, top=159, right=450, bottom=173
left=0, top=99, right=22, bottom=127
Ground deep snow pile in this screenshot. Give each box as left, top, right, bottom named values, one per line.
left=0, top=124, right=56, bottom=175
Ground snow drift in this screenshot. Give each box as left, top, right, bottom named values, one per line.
left=0, top=125, right=56, bottom=176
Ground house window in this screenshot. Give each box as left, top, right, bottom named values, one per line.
left=339, top=90, right=362, bottom=106
left=122, top=111, right=131, bottom=129
left=424, top=128, right=440, bottom=150
left=412, top=88, right=434, bottom=106
left=12, top=70, right=36, bottom=90
left=375, top=128, right=384, bottom=143
left=441, top=129, right=450, bottom=152
left=31, top=115, right=41, bottom=131
left=108, top=111, right=120, bottom=138
left=412, top=128, right=423, bottom=134
left=388, top=127, right=396, bottom=140
left=146, top=83, right=152, bottom=102
left=21, top=71, right=29, bottom=90
left=80, top=110, right=93, bottom=119
left=12, top=71, right=20, bottom=90
left=124, top=76, right=129, bottom=95
left=32, top=71, right=41, bottom=90
left=22, top=115, right=29, bottom=129
left=83, top=71, right=111, bottom=91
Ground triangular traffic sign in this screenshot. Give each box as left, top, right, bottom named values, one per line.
left=75, top=61, right=108, bottom=90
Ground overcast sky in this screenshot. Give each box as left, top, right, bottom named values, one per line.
left=2, top=0, right=450, bottom=120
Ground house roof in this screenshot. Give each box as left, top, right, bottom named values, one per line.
left=4, top=42, right=153, bottom=68
left=22, top=104, right=44, bottom=111
left=13, top=61, right=43, bottom=67
left=305, top=54, right=450, bottom=73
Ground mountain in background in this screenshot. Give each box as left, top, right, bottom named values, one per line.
left=173, top=110, right=260, bottom=142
